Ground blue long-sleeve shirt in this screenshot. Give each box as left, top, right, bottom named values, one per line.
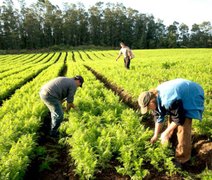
left=155, top=78, right=204, bottom=124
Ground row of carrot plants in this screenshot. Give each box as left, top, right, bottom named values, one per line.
left=0, top=49, right=210, bottom=179
left=0, top=54, right=36, bottom=73
left=0, top=53, right=29, bottom=63
left=59, top=61, right=180, bottom=179
left=0, top=53, right=66, bottom=179
left=1, top=53, right=49, bottom=74
left=0, top=53, right=58, bottom=102
left=66, top=50, right=114, bottom=63
left=77, top=49, right=212, bottom=138
left=0, top=53, right=49, bottom=80
left=0, top=54, right=22, bottom=63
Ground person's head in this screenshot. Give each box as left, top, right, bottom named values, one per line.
left=138, top=90, right=157, bottom=114
left=120, top=42, right=126, bottom=48
left=74, top=75, right=84, bottom=88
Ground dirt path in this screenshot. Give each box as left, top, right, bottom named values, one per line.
left=24, top=63, right=211, bottom=179
left=24, top=52, right=72, bottom=180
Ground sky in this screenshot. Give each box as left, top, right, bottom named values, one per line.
left=0, top=0, right=211, bottom=28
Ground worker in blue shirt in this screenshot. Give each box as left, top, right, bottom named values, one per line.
left=138, top=78, right=204, bottom=166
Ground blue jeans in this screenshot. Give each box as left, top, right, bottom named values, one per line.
left=39, top=90, right=63, bottom=137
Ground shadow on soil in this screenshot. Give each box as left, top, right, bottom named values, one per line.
left=24, top=64, right=211, bottom=180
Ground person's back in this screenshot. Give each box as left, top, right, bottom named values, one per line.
left=39, top=75, right=84, bottom=137
left=41, top=77, right=77, bottom=102
left=138, top=78, right=205, bottom=165
left=156, top=78, right=204, bottom=120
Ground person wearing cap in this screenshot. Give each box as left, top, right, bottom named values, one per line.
left=138, top=78, right=204, bottom=165
left=115, top=42, right=134, bottom=69
left=39, top=75, right=84, bottom=138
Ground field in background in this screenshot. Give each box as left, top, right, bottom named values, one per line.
left=0, top=49, right=211, bottom=179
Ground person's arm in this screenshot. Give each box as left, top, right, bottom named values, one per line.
left=116, top=54, right=121, bottom=61
left=116, top=50, right=122, bottom=61
left=160, top=122, right=177, bottom=144
left=65, top=102, right=75, bottom=112
left=65, top=85, right=77, bottom=112
left=160, top=100, right=184, bottom=144
left=150, top=121, right=164, bottom=144
left=168, top=99, right=185, bottom=125
left=150, top=108, right=166, bottom=144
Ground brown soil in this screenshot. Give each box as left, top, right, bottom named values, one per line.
left=25, top=128, right=211, bottom=180
left=83, top=65, right=212, bottom=177
left=193, top=139, right=212, bottom=169
left=25, top=65, right=212, bottom=179
left=84, top=65, right=140, bottom=111
left=37, top=143, right=76, bottom=180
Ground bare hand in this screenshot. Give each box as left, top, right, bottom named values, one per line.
left=71, top=105, right=80, bottom=111
left=74, top=107, right=80, bottom=111
left=160, top=132, right=169, bottom=144
left=64, top=108, right=68, bottom=113
left=64, top=106, right=77, bottom=113
left=70, top=104, right=76, bottom=109
left=64, top=103, right=75, bottom=113
left=150, top=135, right=158, bottom=144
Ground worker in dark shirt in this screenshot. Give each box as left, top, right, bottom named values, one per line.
left=138, top=78, right=204, bottom=166
left=39, top=75, right=84, bottom=138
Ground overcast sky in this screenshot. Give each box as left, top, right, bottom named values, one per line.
left=0, top=0, right=211, bottom=28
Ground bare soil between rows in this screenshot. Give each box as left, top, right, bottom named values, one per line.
left=25, top=127, right=211, bottom=180
left=25, top=65, right=211, bottom=179
left=84, top=65, right=212, bottom=175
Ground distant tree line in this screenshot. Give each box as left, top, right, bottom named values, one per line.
left=0, top=0, right=211, bottom=50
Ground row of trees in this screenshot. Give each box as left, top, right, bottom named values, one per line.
left=0, top=0, right=211, bottom=50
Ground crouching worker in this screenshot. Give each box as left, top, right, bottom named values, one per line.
left=39, top=75, right=84, bottom=138
left=138, top=78, right=204, bottom=165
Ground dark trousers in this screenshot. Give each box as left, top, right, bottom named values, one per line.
left=124, top=57, right=131, bottom=69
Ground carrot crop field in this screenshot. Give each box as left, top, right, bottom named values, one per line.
left=0, top=49, right=211, bottom=179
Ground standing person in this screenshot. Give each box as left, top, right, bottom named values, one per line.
left=39, top=75, right=84, bottom=138
left=138, top=78, right=204, bottom=166
left=115, top=42, right=134, bottom=69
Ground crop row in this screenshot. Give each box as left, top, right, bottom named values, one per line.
left=60, top=61, right=178, bottom=179
left=0, top=53, right=66, bottom=179
left=0, top=54, right=37, bottom=73
left=0, top=53, right=59, bottom=103
left=66, top=50, right=115, bottom=62
left=0, top=54, right=23, bottom=63
left=0, top=49, right=211, bottom=179
left=78, top=49, right=212, bottom=138
left=0, top=53, right=50, bottom=80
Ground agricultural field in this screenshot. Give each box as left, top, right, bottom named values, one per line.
left=0, top=49, right=211, bottom=179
